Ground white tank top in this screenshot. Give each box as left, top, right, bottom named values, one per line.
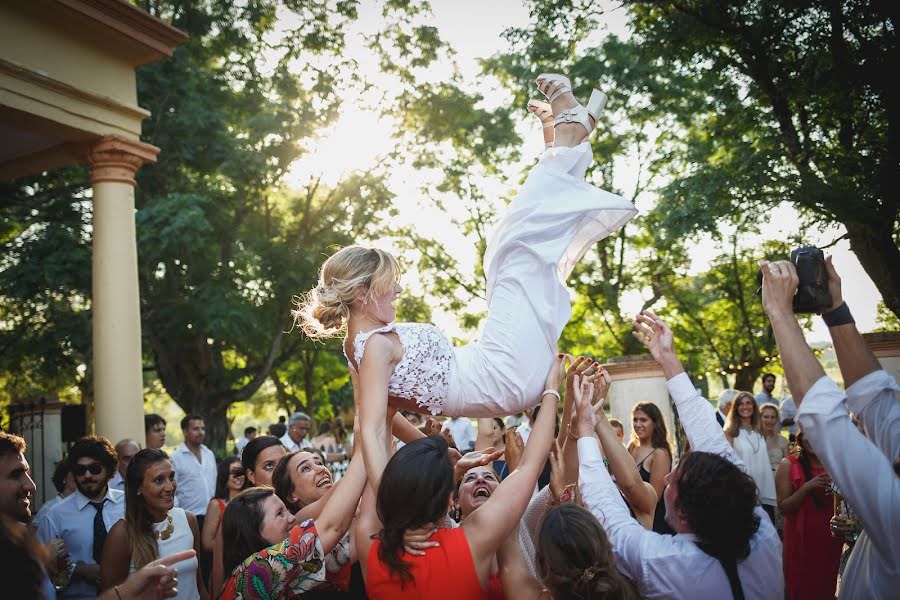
left=129, top=507, right=199, bottom=600
left=349, top=322, right=455, bottom=414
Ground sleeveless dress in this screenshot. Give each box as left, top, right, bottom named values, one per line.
left=350, top=142, right=637, bottom=417
left=732, top=429, right=777, bottom=507
left=128, top=507, right=199, bottom=600
left=783, top=456, right=842, bottom=600
left=366, top=527, right=488, bottom=599
left=637, top=453, right=675, bottom=535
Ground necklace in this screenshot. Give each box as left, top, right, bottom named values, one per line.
left=156, top=514, right=174, bottom=541
left=741, top=428, right=761, bottom=454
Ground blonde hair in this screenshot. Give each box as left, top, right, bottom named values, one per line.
left=724, top=391, right=762, bottom=438
left=294, top=245, right=401, bottom=338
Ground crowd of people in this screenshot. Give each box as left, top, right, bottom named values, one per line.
left=1, top=71, right=897, bottom=600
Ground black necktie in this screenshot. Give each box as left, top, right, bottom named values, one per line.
left=90, top=499, right=108, bottom=563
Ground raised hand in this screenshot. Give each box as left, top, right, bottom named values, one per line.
left=572, top=374, right=596, bottom=438
left=548, top=439, right=566, bottom=500
left=545, top=353, right=568, bottom=393
left=758, top=260, right=799, bottom=318
left=504, top=427, right=525, bottom=473
left=454, top=447, right=504, bottom=485
left=632, top=310, right=675, bottom=361
left=823, top=255, right=843, bottom=313
left=587, top=366, right=611, bottom=409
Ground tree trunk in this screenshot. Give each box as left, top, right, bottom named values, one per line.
left=845, top=221, right=900, bottom=319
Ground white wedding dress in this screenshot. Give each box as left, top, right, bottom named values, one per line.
left=351, top=142, right=637, bottom=417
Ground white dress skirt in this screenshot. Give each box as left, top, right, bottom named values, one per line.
left=445, top=142, right=637, bottom=416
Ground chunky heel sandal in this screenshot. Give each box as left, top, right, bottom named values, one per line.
left=527, top=99, right=554, bottom=149
left=536, top=73, right=608, bottom=137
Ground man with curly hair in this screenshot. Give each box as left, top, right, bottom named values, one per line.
left=574, top=311, right=783, bottom=599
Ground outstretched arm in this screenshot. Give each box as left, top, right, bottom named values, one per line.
left=497, top=526, right=546, bottom=600
left=632, top=311, right=740, bottom=464
left=595, top=407, right=657, bottom=519
left=820, top=256, right=900, bottom=460
left=463, top=355, right=566, bottom=574
left=315, top=424, right=368, bottom=554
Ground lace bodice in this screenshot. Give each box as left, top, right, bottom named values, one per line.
left=349, top=322, right=454, bottom=415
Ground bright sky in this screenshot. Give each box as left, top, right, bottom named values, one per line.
left=283, top=0, right=884, bottom=344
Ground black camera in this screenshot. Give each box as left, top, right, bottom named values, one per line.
left=756, top=247, right=832, bottom=314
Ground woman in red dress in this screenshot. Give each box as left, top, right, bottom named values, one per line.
left=356, top=357, right=567, bottom=599
left=776, top=431, right=843, bottom=600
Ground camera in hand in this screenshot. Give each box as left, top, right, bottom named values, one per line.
left=756, top=247, right=832, bottom=314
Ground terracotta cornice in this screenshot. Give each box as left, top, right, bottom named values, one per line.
left=76, top=135, right=159, bottom=186
left=53, top=0, right=187, bottom=65
left=862, top=331, right=900, bottom=358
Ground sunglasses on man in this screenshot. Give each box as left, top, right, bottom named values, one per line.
left=72, top=463, right=104, bottom=476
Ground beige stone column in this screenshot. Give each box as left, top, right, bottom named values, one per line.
left=81, top=135, right=159, bottom=445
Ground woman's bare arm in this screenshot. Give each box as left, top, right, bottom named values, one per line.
left=595, top=411, right=657, bottom=516
left=357, top=334, right=399, bottom=494
left=200, top=498, right=220, bottom=553
left=99, top=520, right=131, bottom=590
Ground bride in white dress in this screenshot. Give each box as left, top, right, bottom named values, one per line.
left=296, top=71, right=637, bottom=483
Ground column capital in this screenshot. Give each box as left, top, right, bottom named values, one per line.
left=78, top=135, right=160, bottom=187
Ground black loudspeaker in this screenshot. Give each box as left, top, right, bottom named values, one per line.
left=61, top=405, right=86, bottom=443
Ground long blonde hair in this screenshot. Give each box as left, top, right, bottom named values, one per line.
left=294, top=246, right=401, bottom=338
left=724, top=391, right=761, bottom=438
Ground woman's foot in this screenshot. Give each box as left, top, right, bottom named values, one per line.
left=535, top=73, right=607, bottom=147
left=527, top=99, right=554, bottom=149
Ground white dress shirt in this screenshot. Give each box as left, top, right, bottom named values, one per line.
left=797, top=373, right=899, bottom=599
left=170, top=443, right=216, bottom=516
left=442, top=416, right=476, bottom=452
left=578, top=372, right=783, bottom=599
left=279, top=431, right=313, bottom=452
left=37, top=487, right=125, bottom=600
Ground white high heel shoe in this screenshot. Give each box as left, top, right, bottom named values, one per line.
left=527, top=99, right=554, bottom=149
left=535, top=73, right=608, bottom=136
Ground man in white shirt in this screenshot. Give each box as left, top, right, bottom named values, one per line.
left=760, top=258, right=899, bottom=598
left=442, top=416, right=476, bottom=453
left=109, top=439, right=140, bottom=491
left=38, top=435, right=126, bottom=600
left=170, top=414, right=216, bottom=531
left=576, top=312, right=783, bottom=599
left=280, top=412, right=314, bottom=452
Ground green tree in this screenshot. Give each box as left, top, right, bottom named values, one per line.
left=617, top=0, right=898, bottom=316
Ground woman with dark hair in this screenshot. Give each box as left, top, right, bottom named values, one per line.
left=627, top=401, right=673, bottom=533
left=218, top=442, right=367, bottom=599
left=725, top=391, right=778, bottom=520
left=357, top=356, right=565, bottom=598
left=496, top=503, right=639, bottom=599
left=776, top=431, right=842, bottom=600
left=100, top=449, right=206, bottom=600
left=241, top=435, right=286, bottom=487
left=209, top=436, right=285, bottom=595
left=200, top=457, right=243, bottom=553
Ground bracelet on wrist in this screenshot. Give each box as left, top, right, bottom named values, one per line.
left=542, top=389, right=561, bottom=401
left=566, top=424, right=579, bottom=441
left=822, top=302, right=854, bottom=327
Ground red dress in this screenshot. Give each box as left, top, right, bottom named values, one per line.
left=366, top=527, right=488, bottom=600
left=783, top=456, right=842, bottom=600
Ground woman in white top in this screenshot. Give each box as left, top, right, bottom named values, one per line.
left=725, top=391, right=778, bottom=521
left=296, top=72, right=636, bottom=491
left=101, top=448, right=206, bottom=600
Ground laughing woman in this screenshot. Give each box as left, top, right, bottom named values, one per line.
left=100, top=449, right=207, bottom=600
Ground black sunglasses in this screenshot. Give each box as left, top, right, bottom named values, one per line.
left=72, top=463, right=104, bottom=476
left=229, top=470, right=245, bottom=477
